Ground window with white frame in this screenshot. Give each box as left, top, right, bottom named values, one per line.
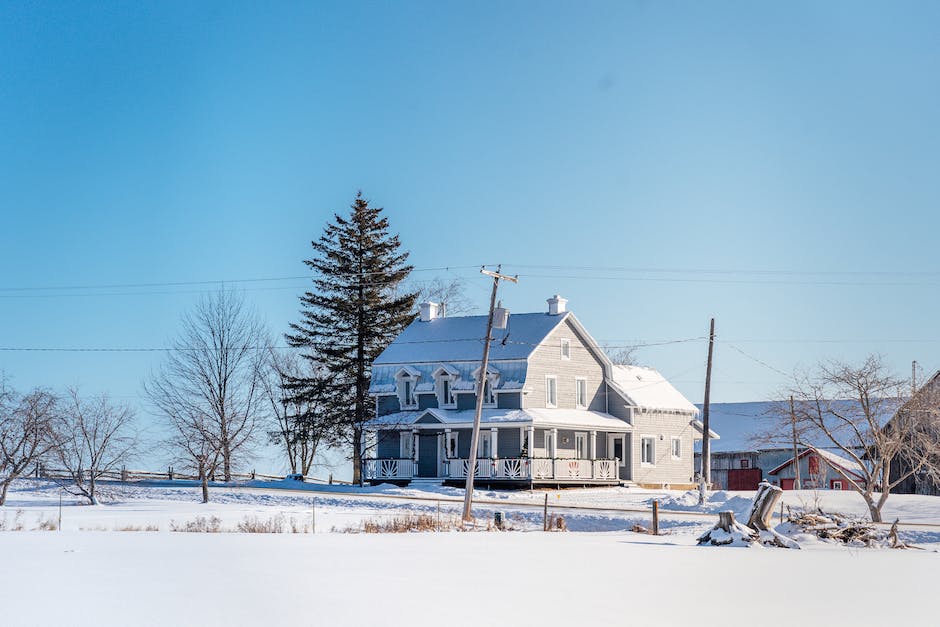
left=397, top=375, right=418, bottom=409
left=671, top=436, right=681, bottom=459
left=641, top=436, right=655, bottom=465
left=575, top=432, right=588, bottom=459
left=575, top=378, right=587, bottom=409
left=545, top=376, right=558, bottom=408
left=437, top=376, right=456, bottom=408
left=482, top=377, right=497, bottom=406
left=478, top=431, right=492, bottom=458
left=445, top=432, right=458, bottom=458
left=560, top=338, right=571, bottom=360
left=399, top=432, right=414, bottom=458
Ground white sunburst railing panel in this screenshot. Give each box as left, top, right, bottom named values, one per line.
left=365, top=459, right=413, bottom=480
left=447, top=459, right=493, bottom=479
left=532, top=458, right=554, bottom=480
left=593, top=459, right=618, bottom=480
left=554, top=458, right=592, bottom=479
left=494, top=458, right=530, bottom=479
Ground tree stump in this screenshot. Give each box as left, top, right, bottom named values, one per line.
left=747, top=481, right=783, bottom=531
left=697, top=510, right=758, bottom=546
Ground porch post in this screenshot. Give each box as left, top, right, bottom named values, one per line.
left=526, top=425, right=535, bottom=456
left=590, top=430, right=597, bottom=459
left=551, top=428, right=558, bottom=458
left=443, top=428, right=452, bottom=479
left=490, top=428, right=499, bottom=458
left=411, top=429, right=418, bottom=477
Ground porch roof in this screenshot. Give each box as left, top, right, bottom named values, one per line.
left=368, top=408, right=632, bottom=431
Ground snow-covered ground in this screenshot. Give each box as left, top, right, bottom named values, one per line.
left=2, top=479, right=940, bottom=627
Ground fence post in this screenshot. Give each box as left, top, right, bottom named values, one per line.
left=329, top=473, right=333, bottom=485
left=311, top=498, right=316, bottom=534
left=652, top=500, right=659, bottom=535
left=121, top=465, right=128, bottom=482
left=168, top=466, right=174, bottom=481
left=543, top=493, right=549, bottom=531
left=251, top=469, right=256, bottom=480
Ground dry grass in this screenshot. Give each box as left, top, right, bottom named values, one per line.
left=0, top=510, right=25, bottom=532
left=170, top=516, right=223, bottom=533
left=350, top=513, right=511, bottom=533
left=35, top=517, right=58, bottom=531
left=237, top=515, right=286, bottom=533
left=115, top=524, right=160, bottom=532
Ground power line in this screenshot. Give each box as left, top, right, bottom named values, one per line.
left=0, top=265, right=486, bottom=293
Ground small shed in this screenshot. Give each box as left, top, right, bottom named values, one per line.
left=768, top=448, right=866, bottom=490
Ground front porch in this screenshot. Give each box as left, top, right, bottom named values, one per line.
left=363, top=456, right=621, bottom=487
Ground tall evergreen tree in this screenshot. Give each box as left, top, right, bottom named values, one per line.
left=287, top=192, right=417, bottom=485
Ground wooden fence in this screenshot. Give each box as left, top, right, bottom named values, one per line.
left=31, top=464, right=350, bottom=485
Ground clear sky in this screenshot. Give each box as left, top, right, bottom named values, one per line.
left=3, top=2, right=940, bottom=467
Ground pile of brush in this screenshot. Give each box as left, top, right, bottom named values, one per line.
left=787, top=510, right=908, bottom=548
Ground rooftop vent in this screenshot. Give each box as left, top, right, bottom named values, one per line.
left=547, top=294, right=568, bottom=315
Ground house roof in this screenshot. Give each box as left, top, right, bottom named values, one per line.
left=608, top=365, right=699, bottom=414
left=373, top=311, right=571, bottom=364
left=767, top=447, right=866, bottom=480
left=368, top=408, right=632, bottom=431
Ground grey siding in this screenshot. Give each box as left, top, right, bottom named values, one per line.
left=456, top=393, right=476, bottom=410
left=606, top=386, right=634, bottom=423
left=525, top=318, right=607, bottom=411
left=418, top=394, right=438, bottom=410
left=497, top=392, right=522, bottom=410
left=377, top=430, right=401, bottom=458
left=496, top=427, right=522, bottom=457
left=377, top=395, right=400, bottom=416
left=632, top=410, right=698, bottom=486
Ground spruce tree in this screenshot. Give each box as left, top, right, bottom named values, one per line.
left=287, top=192, right=417, bottom=484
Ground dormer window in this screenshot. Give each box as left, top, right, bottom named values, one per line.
left=473, top=365, right=499, bottom=408
left=560, top=338, right=571, bottom=360
left=438, top=377, right=456, bottom=407
left=395, top=367, right=420, bottom=409
left=433, top=364, right=459, bottom=408
left=483, top=378, right=496, bottom=406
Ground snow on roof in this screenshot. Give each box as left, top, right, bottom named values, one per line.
left=368, top=408, right=631, bottom=431
left=767, top=447, right=866, bottom=479
left=373, top=312, right=570, bottom=364
left=608, top=365, right=698, bottom=414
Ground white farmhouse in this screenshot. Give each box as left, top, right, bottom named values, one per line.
left=365, top=296, right=712, bottom=488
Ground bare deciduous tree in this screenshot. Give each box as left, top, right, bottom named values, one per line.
left=779, top=355, right=940, bottom=522
left=53, top=389, right=137, bottom=505
left=262, top=348, right=331, bottom=476
left=0, top=385, right=59, bottom=506
left=146, top=289, right=268, bottom=486
left=604, top=344, right=638, bottom=366
left=415, top=276, right=474, bottom=317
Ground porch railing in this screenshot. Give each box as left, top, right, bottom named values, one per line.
left=450, top=457, right=619, bottom=481
left=364, top=458, right=414, bottom=480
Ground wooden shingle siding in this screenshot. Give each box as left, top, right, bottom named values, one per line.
left=525, top=318, right=607, bottom=410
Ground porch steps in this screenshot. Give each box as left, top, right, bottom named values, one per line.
left=408, top=478, right=445, bottom=486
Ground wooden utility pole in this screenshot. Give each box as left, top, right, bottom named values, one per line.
left=912, top=360, right=918, bottom=397
left=462, top=266, right=518, bottom=523
left=790, top=395, right=801, bottom=490
left=700, top=318, right=715, bottom=493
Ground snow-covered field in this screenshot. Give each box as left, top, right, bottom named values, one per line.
left=2, top=479, right=940, bottom=627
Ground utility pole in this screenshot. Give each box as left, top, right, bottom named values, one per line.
left=699, top=318, right=715, bottom=504
left=912, top=360, right=918, bottom=397
left=790, top=395, right=801, bottom=490
left=462, top=266, right=517, bottom=523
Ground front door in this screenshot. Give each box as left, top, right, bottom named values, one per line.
left=417, top=433, right=439, bottom=477
left=608, top=434, right=630, bottom=481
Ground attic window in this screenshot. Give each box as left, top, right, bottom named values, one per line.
left=437, top=376, right=456, bottom=408
left=482, top=375, right=497, bottom=407
left=396, top=373, right=419, bottom=409
left=560, top=338, right=571, bottom=360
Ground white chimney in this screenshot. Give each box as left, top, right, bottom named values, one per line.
left=547, top=294, right=568, bottom=315
left=419, top=302, right=440, bottom=322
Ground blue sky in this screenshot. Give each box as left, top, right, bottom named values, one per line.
left=3, top=1, right=940, bottom=464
